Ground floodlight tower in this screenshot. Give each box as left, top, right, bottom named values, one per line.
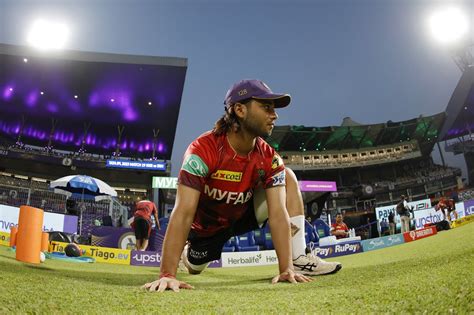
left=26, top=19, right=70, bottom=50
left=452, top=43, right=473, bottom=72
left=427, top=5, right=473, bottom=72
left=428, top=5, right=474, bottom=184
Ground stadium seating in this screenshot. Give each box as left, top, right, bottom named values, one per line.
left=253, top=228, right=266, bottom=248
left=158, top=217, right=169, bottom=230
left=222, top=236, right=239, bottom=252
left=236, top=231, right=260, bottom=251
left=304, top=220, right=317, bottom=244
left=313, top=219, right=331, bottom=239
left=262, top=225, right=274, bottom=250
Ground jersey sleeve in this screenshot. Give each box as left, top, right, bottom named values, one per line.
left=178, top=134, right=216, bottom=192
left=261, top=141, right=286, bottom=189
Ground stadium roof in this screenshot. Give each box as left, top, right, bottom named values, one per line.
left=266, top=112, right=445, bottom=156
left=0, top=43, right=187, bottom=160
left=439, top=66, right=474, bottom=141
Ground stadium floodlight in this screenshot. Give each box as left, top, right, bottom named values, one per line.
left=27, top=19, right=69, bottom=50
left=428, top=7, right=469, bottom=44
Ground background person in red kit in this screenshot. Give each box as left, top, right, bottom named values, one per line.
left=131, top=199, right=160, bottom=251
left=331, top=213, right=349, bottom=239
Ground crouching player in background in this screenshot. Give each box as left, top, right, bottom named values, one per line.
left=142, top=79, right=342, bottom=292
left=435, top=197, right=458, bottom=223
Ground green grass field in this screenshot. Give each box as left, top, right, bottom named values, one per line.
left=1, top=223, right=473, bottom=314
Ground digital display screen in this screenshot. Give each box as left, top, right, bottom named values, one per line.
left=298, top=180, right=337, bottom=192
left=106, top=159, right=166, bottom=171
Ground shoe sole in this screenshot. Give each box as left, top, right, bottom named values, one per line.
left=296, top=263, right=342, bottom=276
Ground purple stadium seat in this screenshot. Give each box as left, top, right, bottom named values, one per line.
left=236, top=231, right=260, bottom=251
left=222, top=236, right=239, bottom=252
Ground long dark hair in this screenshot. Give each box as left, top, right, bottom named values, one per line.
left=213, top=99, right=251, bottom=135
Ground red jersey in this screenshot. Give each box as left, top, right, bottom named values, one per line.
left=437, top=198, right=455, bottom=211
left=134, top=200, right=157, bottom=222
left=178, top=131, right=286, bottom=237
left=331, top=222, right=349, bottom=239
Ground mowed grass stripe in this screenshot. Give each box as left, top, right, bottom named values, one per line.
left=0, top=223, right=472, bottom=313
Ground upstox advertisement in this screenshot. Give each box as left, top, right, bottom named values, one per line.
left=50, top=241, right=131, bottom=265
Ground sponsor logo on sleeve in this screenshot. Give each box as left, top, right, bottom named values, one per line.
left=211, top=170, right=242, bottom=182
left=270, top=170, right=285, bottom=186
left=271, top=154, right=283, bottom=170
left=181, top=154, right=209, bottom=177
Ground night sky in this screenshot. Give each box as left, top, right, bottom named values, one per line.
left=1, top=0, right=472, bottom=179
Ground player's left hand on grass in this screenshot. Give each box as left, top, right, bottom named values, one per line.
left=141, top=277, right=194, bottom=293
left=271, top=269, right=313, bottom=284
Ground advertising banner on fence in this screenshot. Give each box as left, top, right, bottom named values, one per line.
left=130, top=250, right=161, bottom=266
left=0, top=204, right=78, bottom=233
left=376, top=199, right=431, bottom=229
left=452, top=214, right=474, bottom=228
left=403, top=226, right=437, bottom=243
left=298, top=181, right=337, bottom=192
left=312, top=241, right=363, bottom=258
left=412, top=202, right=465, bottom=229
left=0, top=231, right=10, bottom=247
left=464, top=200, right=474, bottom=216
left=90, top=226, right=164, bottom=251
left=50, top=241, right=131, bottom=265
left=152, top=177, right=178, bottom=189
left=361, top=234, right=405, bottom=252
left=221, top=250, right=278, bottom=267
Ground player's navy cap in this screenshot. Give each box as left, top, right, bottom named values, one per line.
left=224, top=79, right=291, bottom=108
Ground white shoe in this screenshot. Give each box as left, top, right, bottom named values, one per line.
left=293, top=253, right=342, bottom=276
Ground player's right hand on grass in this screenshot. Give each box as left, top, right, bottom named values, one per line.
left=142, top=277, right=194, bottom=292
left=271, top=269, right=313, bottom=284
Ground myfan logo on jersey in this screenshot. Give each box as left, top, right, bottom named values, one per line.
left=271, top=170, right=285, bottom=186
left=182, top=154, right=209, bottom=177
left=211, top=170, right=243, bottom=182
left=204, top=185, right=253, bottom=205
left=271, top=154, right=283, bottom=170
